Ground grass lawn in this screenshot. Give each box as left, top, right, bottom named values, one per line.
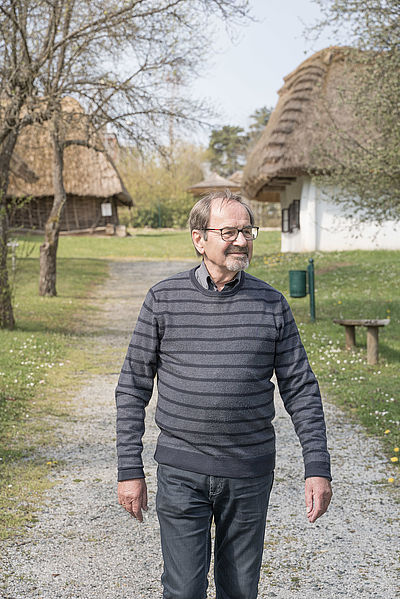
left=1, top=229, right=398, bottom=539
left=0, top=251, right=109, bottom=540
left=10, top=228, right=281, bottom=261
left=249, top=248, right=399, bottom=483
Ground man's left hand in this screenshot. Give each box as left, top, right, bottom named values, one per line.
left=305, top=476, right=332, bottom=523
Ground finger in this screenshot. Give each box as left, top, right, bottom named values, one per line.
left=305, top=486, right=313, bottom=515
left=310, top=494, right=324, bottom=521
left=118, top=491, right=130, bottom=508
left=122, top=499, right=137, bottom=518
left=308, top=506, right=318, bottom=523
left=308, top=496, right=329, bottom=523
left=120, top=499, right=131, bottom=512
left=316, top=498, right=330, bottom=519
left=308, top=505, right=321, bottom=523
left=307, top=502, right=316, bottom=522
left=126, top=494, right=146, bottom=521
left=131, top=502, right=143, bottom=522
left=118, top=493, right=133, bottom=513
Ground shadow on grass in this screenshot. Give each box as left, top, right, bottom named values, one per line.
left=16, top=256, right=107, bottom=265
left=369, top=342, right=400, bottom=363
left=0, top=445, right=32, bottom=463
left=133, top=232, right=184, bottom=238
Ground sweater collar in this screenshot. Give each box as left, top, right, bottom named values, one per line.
left=195, top=260, right=242, bottom=292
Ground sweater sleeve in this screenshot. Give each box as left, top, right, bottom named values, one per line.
left=274, top=295, right=331, bottom=480
left=115, top=289, right=160, bottom=481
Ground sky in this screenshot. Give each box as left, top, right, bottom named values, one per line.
left=190, top=0, right=337, bottom=140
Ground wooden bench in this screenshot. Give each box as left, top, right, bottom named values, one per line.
left=333, top=319, right=390, bottom=365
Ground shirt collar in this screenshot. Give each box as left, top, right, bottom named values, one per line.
left=195, top=260, right=242, bottom=292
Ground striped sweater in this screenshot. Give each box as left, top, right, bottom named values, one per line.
left=116, top=267, right=331, bottom=481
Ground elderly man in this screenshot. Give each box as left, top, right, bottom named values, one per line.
left=116, top=190, right=332, bottom=599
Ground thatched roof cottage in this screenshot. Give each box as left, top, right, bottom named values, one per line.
left=187, top=172, right=241, bottom=196
left=187, top=171, right=280, bottom=227
left=242, top=47, right=400, bottom=251
left=8, top=98, right=132, bottom=233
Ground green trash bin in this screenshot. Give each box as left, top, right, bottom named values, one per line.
left=289, top=270, right=307, bottom=298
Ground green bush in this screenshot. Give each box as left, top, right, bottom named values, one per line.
left=123, top=196, right=197, bottom=229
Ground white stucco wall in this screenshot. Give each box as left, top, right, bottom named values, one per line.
left=281, top=176, right=317, bottom=252
left=281, top=176, right=400, bottom=252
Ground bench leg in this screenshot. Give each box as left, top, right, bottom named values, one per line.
left=366, top=327, right=379, bottom=365
left=344, top=325, right=356, bottom=350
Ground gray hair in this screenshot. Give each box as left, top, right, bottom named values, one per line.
left=189, top=189, right=254, bottom=256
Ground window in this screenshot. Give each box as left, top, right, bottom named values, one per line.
left=289, top=199, right=300, bottom=231
left=281, top=208, right=289, bottom=232
left=281, top=200, right=300, bottom=233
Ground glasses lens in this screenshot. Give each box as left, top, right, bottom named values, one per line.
left=221, top=228, right=238, bottom=241
left=220, top=227, right=258, bottom=240
left=242, top=227, right=255, bottom=240
left=250, top=227, right=258, bottom=240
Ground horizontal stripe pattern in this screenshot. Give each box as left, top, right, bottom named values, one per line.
left=116, top=267, right=331, bottom=481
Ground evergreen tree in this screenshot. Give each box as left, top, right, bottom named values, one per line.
left=207, top=125, right=249, bottom=177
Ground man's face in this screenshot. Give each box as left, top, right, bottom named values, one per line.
left=194, top=199, right=253, bottom=278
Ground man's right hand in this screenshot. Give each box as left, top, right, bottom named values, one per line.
left=118, top=478, right=148, bottom=522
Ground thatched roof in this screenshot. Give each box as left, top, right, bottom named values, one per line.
left=187, top=172, right=241, bottom=196
left=229, top=170, right=243, bottom=186
left=229, top=170, right=280, bottom=204
left=7, top=97, right=132, bottom=205
left=243, top=47, right=357, bottom=200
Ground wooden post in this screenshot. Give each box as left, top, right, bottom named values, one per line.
left=344, top=325, right=356, bottom=349
left=333, top=319, right=389, bottom=365
left=366, top=326, right=379, bottom=365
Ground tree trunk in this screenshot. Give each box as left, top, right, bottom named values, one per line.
left=39, top=125, right=66, bottom=297
left=0, top=131, right=18, bottom=329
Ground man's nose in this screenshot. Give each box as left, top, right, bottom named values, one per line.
left=233, top=231, right=248, bottom=246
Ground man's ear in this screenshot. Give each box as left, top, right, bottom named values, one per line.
left=192, top=230, right=205, bottom=255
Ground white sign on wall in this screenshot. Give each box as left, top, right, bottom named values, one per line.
left=101, top=202, right=112, bottom=217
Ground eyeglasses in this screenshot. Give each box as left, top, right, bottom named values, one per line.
left=202, top=226, right=259, bottom=241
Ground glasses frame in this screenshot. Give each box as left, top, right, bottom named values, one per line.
left=202, top=226, right=259, bottom=241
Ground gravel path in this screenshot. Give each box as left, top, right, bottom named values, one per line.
left=1, top=260, right=399, bottom=599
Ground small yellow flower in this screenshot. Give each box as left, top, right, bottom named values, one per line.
left=384, top=429, right=391, bottom=434
left=386, top=309, right=390, bottom=313
left=46, top=461, right=52, bottom=465
left=394, top=447, right=399, bottom=453
left=390, top=456, right=399, bottom=463
left=388, top=477, right=394, bottom=483
left=338, top=300, right=342, bottom=304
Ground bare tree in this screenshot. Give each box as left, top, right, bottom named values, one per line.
left=0, top=1, right=50, bottom=327
left=0, top=1, right=251, bottom=317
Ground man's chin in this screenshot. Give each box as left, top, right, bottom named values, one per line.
left=226, top=256, right=249, bottom=272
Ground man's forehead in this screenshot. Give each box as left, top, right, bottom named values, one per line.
left=209, top=198, right=250, bottom=221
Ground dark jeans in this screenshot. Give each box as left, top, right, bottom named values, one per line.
left=156, top=464, right=274, bottom=599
